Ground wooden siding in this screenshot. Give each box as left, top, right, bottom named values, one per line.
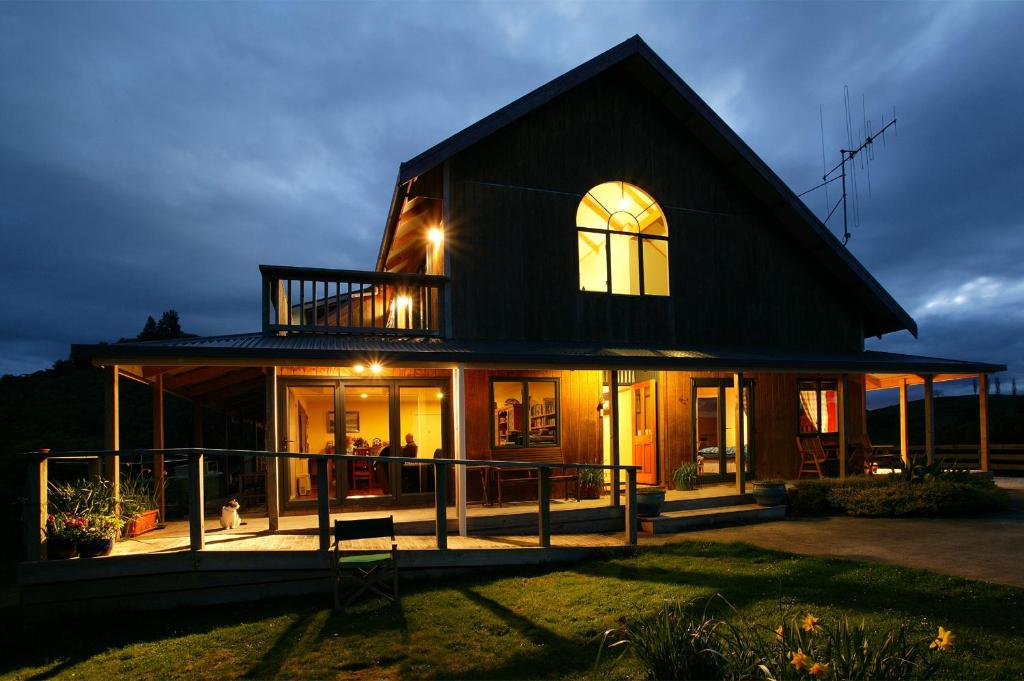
left=445, top=62, right=864, bottom=352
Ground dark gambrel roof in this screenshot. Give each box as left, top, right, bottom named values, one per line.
left=380, top=35, right=917, bottom=339
left=73, top=333, right=1004, bottom=375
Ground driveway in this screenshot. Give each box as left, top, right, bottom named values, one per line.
left=677, top=478, right=1024, bottom=588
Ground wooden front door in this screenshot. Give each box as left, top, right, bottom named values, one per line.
left=632, top=380, right=657, bottom=484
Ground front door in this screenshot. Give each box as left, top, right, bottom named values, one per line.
left=632, top=380, right=657, bottom=484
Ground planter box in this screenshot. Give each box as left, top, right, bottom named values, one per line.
left=126, top=509, right=160, bottom=537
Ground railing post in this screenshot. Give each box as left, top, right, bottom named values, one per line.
left=317, top=458, right=330, bottom=552
left=265, top=367, right=280, bottom=532
left=923, top=374, right=935, bottom=465
left=24, top=452, right=47, bottom=562
left=538, top=467, right=551, bottom=548
left=434, top=461, right=447, bottom=551
left=979, top=374, right=990, bottom=472
left=624, top=468, right=638, bottom=547
left=189, top=450, right=205, bottom=552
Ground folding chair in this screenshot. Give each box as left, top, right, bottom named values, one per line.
left=796, top=436, right=826, bottom=479
left=332, top=516, right=398, bottom=610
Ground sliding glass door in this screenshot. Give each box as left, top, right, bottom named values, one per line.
left=692, top=378, right=754, bottom=483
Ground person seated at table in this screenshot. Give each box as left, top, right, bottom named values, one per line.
left=400, top=433, right=418, bottom=457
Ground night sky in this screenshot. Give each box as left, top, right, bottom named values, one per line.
left=2, top=2, right=1021, bottom=395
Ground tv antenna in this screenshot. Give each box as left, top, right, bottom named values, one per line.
left=798, top=86, right=898, bottom=245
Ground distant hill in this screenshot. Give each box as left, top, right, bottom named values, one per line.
left=867, top=394, right=1024, bottom=445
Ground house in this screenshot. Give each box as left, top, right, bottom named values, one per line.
left=67, top=36, right=1003, bottom=531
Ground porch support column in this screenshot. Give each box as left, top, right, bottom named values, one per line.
left=188, top=450, right=205, bottom=551
left=152, top=374, right=166, bottom=523
left=899, top=377, right=910, bottom=468
left=733, top=372, right=745, bottom=494
left=979, top=373, right=990, bottom=472
left=264, top=367, right=280, bottom=532
left=923, top=374, right=935, bottom=465
left=103, top=365, right=120, bottom=507
left=453, top=364, right=468, bottom=537
left=609, top=369, right=621, bottom=507
left=837, top=375, right=848, bottom=479
left=24, top=452, right=47, bottom=562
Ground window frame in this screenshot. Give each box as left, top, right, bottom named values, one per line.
left=576, top=182, right=670, bottom=296
left=797, top=379, right=839, bottom=435
left=489, top=377, right=561, bottom=449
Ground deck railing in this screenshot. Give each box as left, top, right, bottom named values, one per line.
left=898, top=443, right=1024, bottom=473
left=260, top=264, right=448, bottom=336
left=21, top=449, right=639, bottom=562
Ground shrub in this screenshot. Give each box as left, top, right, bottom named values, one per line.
left=672, top=462, right=699, bottom=491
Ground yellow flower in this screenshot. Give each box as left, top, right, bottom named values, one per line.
left=930, top=626, right=955, bottom=651
left=789, top=648, right=809, bottom=671
left=775, top=625, right=785, bottom=641
left=809, top=662, right=830, bottom=677
left=802, top=614, right=821, bottom=632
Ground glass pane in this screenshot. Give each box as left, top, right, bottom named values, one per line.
left=285, top=385, right=337, bottom=502
left=642, top=238, right=670, bottom=296
left=576, top=191, right=611, bottom=230
left=578, top=230, right=608, bottom=292
left=798, top=382, right=819, bottom=433
left=399, top=386, right=445, bottom=495
left=610, top=233, right=640, bottom=294
left=695, top=387, right=721, bottom=476
left=608, top=210, right=640, bottom=233
left=637, top=203, right=668, bottom=236
left=820, top=383, right=838, bottom=433
left=344, top=386, right=391, bottom=497
left=493, top=381, right=524, bottom=447
left=528, top=381, right=558, bottom=447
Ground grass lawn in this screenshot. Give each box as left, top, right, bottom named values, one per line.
left=4, top=540, right=1023, bottom=680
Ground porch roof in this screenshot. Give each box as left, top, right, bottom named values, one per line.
left=72, top=333, right=1005, bottom=375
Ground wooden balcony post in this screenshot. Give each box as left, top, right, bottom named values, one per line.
left=734, top=372, right=746, bottom=492
left=609, top=369, right=621, bottom=507
left=923, top=375, right=935, bottom=465
left=899, top=377, right=910, bottom=468
left=453, top=364, right=468, bottom=537
left=265, top=367, right=280, bottom=532
left=624, top=467, right=638, bottom=546
left=837, top=375, right=848, bottom=479
left=103, top=365, right=120, bottom=505
left=189, top=450, right=205, bottom=551
left=317, top=458, right=330, bottom=552
left=23, top=452, right=47, bottom=562
left=434, top=460, right=448, bottom=551
left=538, top=467, right=551, bottom=548
left=979, top=373, right=990, bottom=472
left=152, top=374, right=166, bottom=523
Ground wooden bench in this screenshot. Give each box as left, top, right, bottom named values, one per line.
left=492, top=451, right=579, bottom=507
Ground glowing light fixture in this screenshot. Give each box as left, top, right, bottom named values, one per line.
left=394, top=294, right=413, bottom=311
left=360, top=392, right=368, bottom=399
left=353, top=363, right=366, bottom=374
left=428, top=226, right=443, bottom=246
left=370, top=362, right=383, bottom=375
left=436, top=391, right=445, bottom=399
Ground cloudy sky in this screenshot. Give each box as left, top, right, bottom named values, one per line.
left=2, top=1, right=1022, bottom=393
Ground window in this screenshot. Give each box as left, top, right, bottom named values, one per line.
left=798, top=380, right=838, bottom=434
left=577, top=181, right=669, bottom=295
left=491, top=378, right=559, bottom=448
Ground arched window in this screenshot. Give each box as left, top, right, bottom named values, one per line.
left=576, top=181, right=669, bottom=296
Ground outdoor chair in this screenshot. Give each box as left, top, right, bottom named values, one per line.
left=332, top=516, right=398, bottom=611
left=850, top=434, right=901, bottom=474
left=796, top=436, right=826, bottom=479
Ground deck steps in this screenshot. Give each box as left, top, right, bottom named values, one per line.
left=639, top=503, right=786, bottom=535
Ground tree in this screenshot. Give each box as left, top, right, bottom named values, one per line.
left=119, top=310, right=196, bottom=343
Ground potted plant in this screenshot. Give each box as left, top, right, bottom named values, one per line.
left=44, top=513, right=85, bottom=560
left=635, top=486, right=667, bottom=517
left=79, top=514, right=124, bottom=558
left=121, top=475, right=161, bottom=538
left=751, top=479, right=787, bottom=507
left=671, top=462, right=699, bottom=491
left=577, top=468, right=603, bottom=499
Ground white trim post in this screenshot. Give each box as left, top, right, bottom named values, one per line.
left=453, top=364, right=468, bottom=537
left=265, top=367, right=280, bottom=532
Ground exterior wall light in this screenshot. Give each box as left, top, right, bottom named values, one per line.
left=353, top=364, right=365, bottom=374
left=427, top=227, right=443, bottom=246
left=370, top=362, right=383, bottom=375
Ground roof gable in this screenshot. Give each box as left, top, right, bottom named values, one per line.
left=382, top=35, right=916, bottom=338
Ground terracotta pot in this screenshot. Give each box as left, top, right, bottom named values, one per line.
left=46, top=537, right=78, bottom=560
left=79, top=538, right=114, bottom=558
left=126, top=509, right=160, bottom=537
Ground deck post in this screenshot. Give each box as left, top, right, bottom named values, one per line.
left=434, top=461, right=448, bottom=551
left=979, top=373, right=990, bottom=472
left=265, top=367, right=280, bottom=532
left=23, top=452, right=47, bottom=562
left=152, top=374, right=166, bottom=524
left=899, top=377, right=910, bottom=468
left=103, top=365, right=120, bottom=506
left=316, top=458, right=330, bottom=551
left=453, top=364, right=468, bottom=537
left=734, top=372, right=746, bottom=493
left=538, top=467, right=551, bottom=548
left=837, top=375, right=848, bottom=479
left=189, top=450, right=205, bottom=551
left=609, top=369, right=621, bottom=507
left=923, top=374, right=935, bottom=465
left=624, top=467, right=637, bottom=546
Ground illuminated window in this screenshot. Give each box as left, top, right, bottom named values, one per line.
left=798, top=380, right=838, bottom=434
left=491, top=378, right=559, bottom=448
left=577, top=181, right=669, bottom=295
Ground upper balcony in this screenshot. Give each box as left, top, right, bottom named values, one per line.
left=261, top=265, right=448, bottom=337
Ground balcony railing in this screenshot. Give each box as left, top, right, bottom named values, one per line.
left=261, top=265, right=447, bottom=336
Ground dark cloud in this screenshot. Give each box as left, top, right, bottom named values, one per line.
left=1, top=1, right=1021, bottom=382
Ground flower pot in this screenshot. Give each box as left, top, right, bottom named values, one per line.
left=46, top=537, right=78, bottom=560
left=126, top=509, right=160, bottom=537
left=752, top=484, right=787, bottom=507
left=580, top=483, right=601, bottom=500
left=79, top=538, right=114, bottom=558
left=636, top=490, right=666, bottom=518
